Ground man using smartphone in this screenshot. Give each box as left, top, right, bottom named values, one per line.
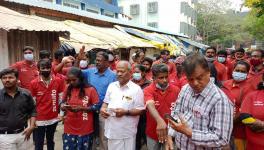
left=167, top=53, right=233, bottom=150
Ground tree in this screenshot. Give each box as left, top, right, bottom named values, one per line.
left=196, top=0, right=253, bottom=48
left=245, top=0, right=264, bottom=17
left=243, top=0, right=264, bottom=40
left=244, top=10, right=264, bottom=40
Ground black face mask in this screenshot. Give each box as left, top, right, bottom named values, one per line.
left=41, top=71, right=51, bottom=78
left=257, top=82, right=264, bottom=90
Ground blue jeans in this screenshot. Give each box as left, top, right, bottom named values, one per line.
left=34, top=122, right=58, bottom=150
left=63, top=133, right=93, bottom=150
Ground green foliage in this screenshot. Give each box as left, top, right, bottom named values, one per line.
left=245, top=0, right=264, bottom=17
left=244, top=9, right=264, bottom=40
left=196, top=0, right=252, bottom=47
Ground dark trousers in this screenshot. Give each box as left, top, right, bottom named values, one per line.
left=136, top=112, right=147, bottom=150
left=34, top=122, right=58, bottom=150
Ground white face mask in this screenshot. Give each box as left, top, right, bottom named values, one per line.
left=24, top=53, right=34, bottom=61
left=79, top=60, right=88, bottom=69
left=108, top=54, right=114, bottom=62
left=217, top=57, right=226, bottom=63
left=232, top=71, right=247, bottom=82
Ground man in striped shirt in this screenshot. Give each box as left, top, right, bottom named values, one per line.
left=167, top=53, right=233, bottom=150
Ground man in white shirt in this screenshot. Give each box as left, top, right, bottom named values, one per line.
left=100, top=61, right=145, bottom=150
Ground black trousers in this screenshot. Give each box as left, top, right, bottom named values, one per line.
left=34, top=122, right=58, bottom=150
left=136, top=112, right=147, bottom=150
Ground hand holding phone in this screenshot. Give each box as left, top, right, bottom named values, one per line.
left=164, top=113, right=180, bottom=123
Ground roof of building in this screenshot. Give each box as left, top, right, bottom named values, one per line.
left=0, top=5, right=67, bottom=32
left=179, top=37, right=209, bottom=49
left=4, top=0, right=187, bottom=37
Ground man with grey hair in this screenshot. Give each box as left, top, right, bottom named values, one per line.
left=100, top=61, right=145, bottom=150
left=167, top=53, right=233, bottom=150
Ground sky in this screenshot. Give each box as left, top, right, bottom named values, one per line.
left=230, top=0, right=250, bottom=11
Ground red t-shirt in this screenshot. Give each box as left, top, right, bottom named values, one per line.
left=153, top=61, right=176, bottom=81
left=213, top=61, right=228, bottom=81
left=63, top=87, right=99, bottom=135
left=144, top=83, right=180, bottom=141
left=241, top=90, right=264, bottom=147
left=171, top=74, right=188, bottom=89
left=51, top=60, right=60, bottom=74
left=110, top=62, right=117, bottom=72
left=247, top=68, right=264, bottom=90
left=222, top=79, right=255, bottom=138
left=30, top=76, right=65, bottom=121
left=145, top=71, right=153, bottom=81
left=11, top=60, right=39, bottom=90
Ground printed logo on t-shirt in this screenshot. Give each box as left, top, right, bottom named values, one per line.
left=82, top=96, right=89, bottom=120
left=51, top=90, right=57, bottom=112
left=37, top=92, right=44, bottom=96
left=253, top=101, right=264, bottom=106
left=21, top=68, right=28, bottom=72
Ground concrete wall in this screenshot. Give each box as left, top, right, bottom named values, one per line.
left=118, top=0, right=196, bottom=37
left=0, top=29, right=10, bottom=88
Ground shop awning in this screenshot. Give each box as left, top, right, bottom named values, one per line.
left=116, top=26, right=183, bottom=53
left=0, top=6, right=67, bottom=32
left=63, top=20, right=154, bottom=49
left=178, top=37, right=209, bottom=50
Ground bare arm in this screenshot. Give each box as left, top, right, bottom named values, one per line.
left=146, top=101, right=167, bottom=143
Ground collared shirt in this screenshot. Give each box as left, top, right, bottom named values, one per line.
left=0, top=87, right=37, bottom=131
left=144, top=83, right=180, bottom=141
left=104, top=81, right=145, bottom=139
left=169, top=80, right=233, bottom=150
left=30, top=75, right=65, bottom=125
left=82, top=68, right=116, bottom=106
left=213, top=61, right=228, bottom=82
left=248, top=67, right=264, bottom=89
left=11, top=60, right=39, bottom=90
left=241, top=90, right=264, bottom=147
left=222, top=79, right=254, bottom=138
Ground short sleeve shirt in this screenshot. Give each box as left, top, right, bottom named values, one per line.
left=241, top=90, right=264, bottom=146
left=0, top=87, right=37, bottom=131
left=144, top=83, right=180, bottom=141
left=222, top=79, right=255, bottom=138
left=82, top=68, right=116, bottom=105
left=30, top=76, right=65, bottom=121
left=63, top=87, right=99, bottom=135
left=103, top=81, right=145, bottom=139
left=11, top=60, right=39, bottom=90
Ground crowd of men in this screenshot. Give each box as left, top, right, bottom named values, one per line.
left=0, top=45, right=263, bottom=150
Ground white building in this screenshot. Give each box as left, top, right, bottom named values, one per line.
left=118, top=0, right=197, bottom=39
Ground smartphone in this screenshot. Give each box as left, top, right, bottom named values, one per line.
left=63, top=104, right=72, bottom=109
left=164, top=113, right=180, bottom=123
left=106, top=108, right=116, bottom=117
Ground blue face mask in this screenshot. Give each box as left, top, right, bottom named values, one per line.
left=232, top=71, right=247, bottom=82
left=156, top=83, right=168, bottom=91
left=24, top=53, right=34, bottom=61
left=217, top=57, right=226, bottom=63
left=133, top=73, right=142, bottom=81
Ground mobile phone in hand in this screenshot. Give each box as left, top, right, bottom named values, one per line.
left=164, top=113, right=180, bottom=123
left=63, top=104, right=72, bottom=109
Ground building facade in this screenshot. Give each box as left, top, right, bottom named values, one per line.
left=40, top=0, right=120, bottom=18
left=118, top=0, right=197, bottom=39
